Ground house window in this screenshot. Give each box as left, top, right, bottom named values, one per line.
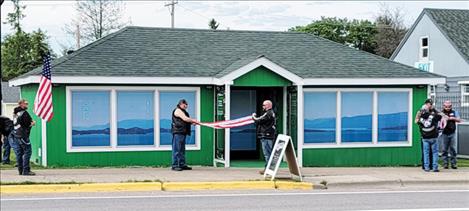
left=67, top=87, right=200, bottom=152
left=341, top=92, right=373, bottom=143
left=420, top=36, right=429, bottom=60
left=116, top=91, right=154, bottom=146
left=462, top=84, right=469, bottom=107
left=71, top=91, right=111, bottom=147
left=303, top=88, right=412, bottom=148
left=303, top=92, right=337, bottom=144
left=378, top=92, right=409, bottom=142
left=159, top=91, right=197, bottom=146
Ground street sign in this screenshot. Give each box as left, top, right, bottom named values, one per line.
left=264, top=134, right=302, bottom=181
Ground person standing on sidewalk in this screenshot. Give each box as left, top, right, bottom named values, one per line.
left=9, top=99, right=36, bottom=176
left=415, top=99, right=446, bottom=172
left=1, top=116, right=14, bottom=165
left=252, top=100, right=276, bottom=175
left=440, top=100, right=462, bottom=169
left=171, top=99, right=197, bottom=171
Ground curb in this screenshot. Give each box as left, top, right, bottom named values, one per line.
left=1, top=181, right=313, bottom=194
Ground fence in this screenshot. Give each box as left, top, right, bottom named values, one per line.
left=433, top=94, right=469, bottom=120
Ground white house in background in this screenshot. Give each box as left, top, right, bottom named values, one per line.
left=391, top=8, right=469, bottom=119
left=1, top=81, right=20, bottom=119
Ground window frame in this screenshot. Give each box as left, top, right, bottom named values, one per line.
left=462, top=84, right=469, bottom=107
left=66, top=86, right=201, bottom=152
left=420, top=36, right=429, bottom=60
left=302, top=88, right=413, bottom=149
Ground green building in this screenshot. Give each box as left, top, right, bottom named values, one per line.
left=9, top=27, right=445, bottom=168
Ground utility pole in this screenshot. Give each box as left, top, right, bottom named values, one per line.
left=165, top=0, right=177, bottom=28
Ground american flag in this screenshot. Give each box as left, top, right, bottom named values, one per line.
left=34, top=53, right=54, bottom=122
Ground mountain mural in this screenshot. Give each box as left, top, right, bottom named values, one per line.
left=305, top=112, right=407, bottom=130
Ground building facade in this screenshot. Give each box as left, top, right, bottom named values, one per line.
left=391, top=8, right=469, bottom=119
left=10, top=27, right=444, bottom=167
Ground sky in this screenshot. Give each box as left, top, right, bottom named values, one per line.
left=1, top=1, right=468, bottom=55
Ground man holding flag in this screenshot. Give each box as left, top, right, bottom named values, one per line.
left=8, top=53, right=53, bottom=176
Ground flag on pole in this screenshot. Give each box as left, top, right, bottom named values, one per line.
left=197, top=116, right=254, bottom=129
left=34, top=53, right=54, bottom=122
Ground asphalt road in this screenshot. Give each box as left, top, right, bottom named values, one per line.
left=2, top=189, right=469, bottom=211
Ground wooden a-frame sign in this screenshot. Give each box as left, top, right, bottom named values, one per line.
left=263, top=134, right=302, bottom=181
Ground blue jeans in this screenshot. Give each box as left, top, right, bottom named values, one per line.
left=423, top=138, right=439, bottom=171
left=261, top=138, right=274, bottom=164
left=2, top=136, right=11, bottom=163
left=8, top=134, right=32, bottom=174
left=440, top=133, right=457, bottom=167
left=172, top=134, right=186, bottom=168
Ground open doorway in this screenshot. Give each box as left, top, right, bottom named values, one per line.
left=230, top=87, right=283, bottom=165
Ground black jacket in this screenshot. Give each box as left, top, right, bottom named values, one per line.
left=12, top=107, right=32, bottom=139
left=253, top=109, right=276, bottom=139
left=171, top=107, right=191, bottom=136
left=417, top=108, right=442, bottom=139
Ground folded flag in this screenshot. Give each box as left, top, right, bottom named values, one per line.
left=197, top=116, right=254, bottom=129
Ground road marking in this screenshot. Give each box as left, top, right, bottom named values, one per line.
left=2, top=189, right=469, bottom=201
left=359, top=209, right=469, bottom=211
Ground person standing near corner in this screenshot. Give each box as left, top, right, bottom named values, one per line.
left=440, top=100, right=462, bottom=169
left=252, top=100, right=276, bottom=175
left=9, top=99, right=36, bottom=176
left=171, top=99, right=197, bottom=171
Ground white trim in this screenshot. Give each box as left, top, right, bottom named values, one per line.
left=303, top=78, right=445, bottom=86
left=10, top=76, right=222, bottom=87
left=219, top=57, right=304, bottom=85
left=296, top=85, right=304, bottom=167
left=41, top=120, right=47, bottom=166
left=224, top=84, right=231, bottom=168
left=302, top=88, right=413, bottom=149
left=66, top=86, right=201, bottom=153
left=9, top=75, right=445, bottom=87
left=461, top=84, right=469, bottom=107
left=457, top=81, right=469, bottom=85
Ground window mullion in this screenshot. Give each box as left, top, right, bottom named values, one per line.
left=155, top=90, right=160, bottom=148
left=372, top=91, right=378, bottom=144
left=111, top=89, right=117, bottom=149
left=336, top=91, right=341, bottom=145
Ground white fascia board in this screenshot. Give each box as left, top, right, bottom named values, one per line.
left=458, top=81, right=469, bottom=85
left=219, top=57, right=304, bottom=85
left=303, top=78, right=446, bottom=86
left=10, top=76, right=222, bottom=86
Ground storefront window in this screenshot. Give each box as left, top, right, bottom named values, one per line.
left=378, top=92, right=409, bottom=142
left=304, top=92, right=337, bottom=143
left=71, top=91, right=111, bottom=147
left=159, top=91, right=197, bottom=146
left=341, top=92, right=373, bottom=143
left=117, top=91, right=154, bottom=146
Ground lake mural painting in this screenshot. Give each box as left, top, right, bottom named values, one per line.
left=72, top=90, right=198, bottom=147
left=304, top=91, right=409, bottom=143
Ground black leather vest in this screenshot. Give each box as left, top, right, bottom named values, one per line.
left=171, top=107, right=191, bottom=135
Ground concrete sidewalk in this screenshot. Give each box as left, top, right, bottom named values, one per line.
left=1, top=166, right=468, bottom=186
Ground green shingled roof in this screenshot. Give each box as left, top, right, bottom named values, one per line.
left=424, top=8, right=469, bottom=63
left=19, top=26, right=440, bottom=80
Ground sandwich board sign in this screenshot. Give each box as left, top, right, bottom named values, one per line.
left=263, top=134, right=302, bottom=181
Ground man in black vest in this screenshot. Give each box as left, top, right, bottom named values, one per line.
left=9, top=99, right=36, bottom=175
left=252, top=100, right=276, bottom=175
left=171, top=99, right=197, bottom=171
left=440, top=100, right=462, bottom=169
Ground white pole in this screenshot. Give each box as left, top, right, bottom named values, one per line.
left=297, top=85, right=304, bottom=167
left=224, top=83, right=231, bottom=168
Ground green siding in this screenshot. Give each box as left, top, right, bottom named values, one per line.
left=302, top=86, right=427, bottom=167
left=233, top=66, right=292, bottom=87
left=44, top=85, right=214, bottom=167
left=19, top=84, right=43, bottom=164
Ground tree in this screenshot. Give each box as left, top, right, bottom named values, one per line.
left=374, top=4, right=408, bottom=58
left=65, top=0, right=129, bottom=47
left=208, top=18, right=219, bottom=30
left=290, top=17, right=378, bottom=53
left=1, top=0, right=54, bottom=81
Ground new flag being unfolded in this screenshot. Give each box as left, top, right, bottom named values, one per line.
left=34, top=53, right=54, bottom=122
left=197, top=116, right=254, bottom=129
